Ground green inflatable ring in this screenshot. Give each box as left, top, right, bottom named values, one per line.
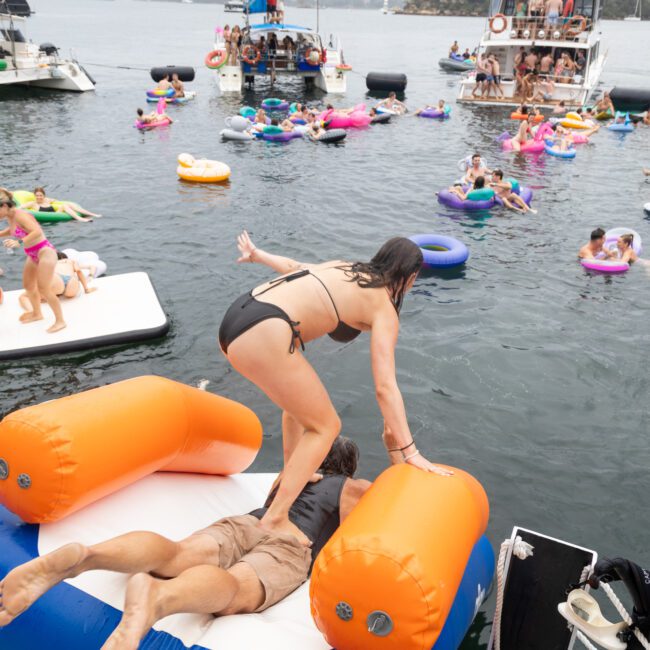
left=12, top=189, right=80, bottom=223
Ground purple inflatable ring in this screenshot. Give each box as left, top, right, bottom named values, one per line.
left=437, top=190, right=495, bottom=211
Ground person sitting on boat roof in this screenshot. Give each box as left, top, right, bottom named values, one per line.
left=376, top=92, right=407, bottom=114
left=267, top=0, right=277, bottom=22
left=136, top=108, right=173, bottom=126
left=171, top=73, right=185, bottom=99
left=490, top=170, right=537, bottom=214
left=0, top=437, right=372, bottom=650
left=448, top=176, right=495, bottom=202
left=277, top=0, right=285, bottom=22
left=156, top=74, right=172, bottom=92
left=578, top=228, right=614, bottom=260
left=463, top=153, right=492, bottom=184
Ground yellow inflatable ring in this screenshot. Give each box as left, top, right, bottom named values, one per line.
left=176, top=153, right=231, bottom=183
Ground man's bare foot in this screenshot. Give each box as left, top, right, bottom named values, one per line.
left=100, top=573, right=159, bottom=650
left=19, top=312, right=43, bottom=323
left=0, top=543, right=87, bottom=626
left=259, top=515, right=312, bottom=547
left=46, top=320, right=66, bottom=334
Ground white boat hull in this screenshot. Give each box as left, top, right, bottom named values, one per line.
left=0, top=61, right=95, bottom=92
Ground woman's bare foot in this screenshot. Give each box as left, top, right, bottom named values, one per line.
left=259, top=514, right=312, bottom=547
left=101, top=573, right=159, bottom=650
left=0, top=543, right=87, bottom=626
left=46, top=320, right=66, bottom=334
left=19, top=311, right=43, bottom=323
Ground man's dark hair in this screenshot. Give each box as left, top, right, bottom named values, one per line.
left=493, top=169, right=504, bottom=180
left=591, top=228, right=605, bottom=241
left=318, top=436, right=358, bottom=478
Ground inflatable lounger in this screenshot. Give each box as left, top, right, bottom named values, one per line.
left=0, top=472, right=494, bottom=650
left=0, top=272, right=168, bottom=361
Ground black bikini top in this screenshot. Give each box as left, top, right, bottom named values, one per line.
left=256, top=269, right=362, bottom=343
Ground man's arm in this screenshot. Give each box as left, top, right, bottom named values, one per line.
left=339, top=478, right=372, bottom=521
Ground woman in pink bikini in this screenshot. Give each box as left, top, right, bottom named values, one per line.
left=0, top=188, right=65, bottom=333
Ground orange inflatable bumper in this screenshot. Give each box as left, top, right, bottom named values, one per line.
left=310, top=464, right=489, bottom=650
left=0, top=376, right=263, bottom=523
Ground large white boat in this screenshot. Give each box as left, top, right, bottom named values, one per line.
left=624, top=0, right=642, bottom=21
left=209, top=1, right=349, bottom=94
left=457, top=0, right=606, bottom=109
left=0, top=0, right=95, bottom=92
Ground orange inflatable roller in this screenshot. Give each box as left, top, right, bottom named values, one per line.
left=310, top=463, right=489, bottom=650
left=0, top=376, right=262, bottom=523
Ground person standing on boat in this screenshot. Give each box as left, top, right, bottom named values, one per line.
left=488, top=55, right=504, bottom=98
left=217, top=231, right=452, bottom=545
left=229, top=25, right=242, bottom=65
left=545, top=0, right=563, bottom=30
left=539, top=50, right=554, bottom=77
left=472, top=54, right=489, bottom=98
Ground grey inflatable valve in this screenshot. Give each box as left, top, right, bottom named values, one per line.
left=367, top=611, right=393, bottom=637
left=0, top=459, right=8, bottom=480
left=17, top=473, right=31, bottom=489
left=335, top=601, right=353, bottom=621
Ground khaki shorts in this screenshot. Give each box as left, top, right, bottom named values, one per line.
left=192, top=514, right=311, bottom=612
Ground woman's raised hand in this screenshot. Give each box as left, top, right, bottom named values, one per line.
left=236, top=230, right=257, bottom=264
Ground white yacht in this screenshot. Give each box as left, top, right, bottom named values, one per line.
left=225, top=0, right=245, bottom=12
left=624, top=0, right=641, bottom=21
left=0, top=0, right=95, bottom=92
left=457, top=0, right=606, bottom=109
left=210, top=9, right=349, bottom=94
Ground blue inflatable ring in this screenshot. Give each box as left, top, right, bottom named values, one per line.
left=410, top=233, right=469, bottom=268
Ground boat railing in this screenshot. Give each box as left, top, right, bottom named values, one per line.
left=483, top=14, right=593, bottom=43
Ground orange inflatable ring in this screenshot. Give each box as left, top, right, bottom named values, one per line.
left=0, top=376, right=262, bottom=523
left=489, top=13, right=508, bottom=34
left=511, top=112, right=544, bottom=122
left=336, top=63, right=352, bottom=71
left=310, top=463, right=489, bottom=650
left=563, top=14, right=587, bottom=36
left=305, top=48, right=322, bottom=65
left=205, top=49, right=227, bottom=69
left=241, top=44, right=261, bottom=65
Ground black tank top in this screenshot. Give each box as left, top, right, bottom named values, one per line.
left=250, top=474, right=346, bottom=566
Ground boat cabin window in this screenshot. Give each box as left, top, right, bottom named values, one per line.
left=501, top=0, right=595, bottom=20
left=1, top=28, right=26, bottom=43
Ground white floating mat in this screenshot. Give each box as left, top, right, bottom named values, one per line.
left=0, top=272, right=169, bottom=360
left=39, top=472, right=330, bottom=650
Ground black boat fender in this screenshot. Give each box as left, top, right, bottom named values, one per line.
left=365, top=71, right=407, bottom=93
left=150, top=66, right=195, bottom=82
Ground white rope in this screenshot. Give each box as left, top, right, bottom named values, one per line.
left=601, top=582, right=650, bottom=650
left=493, top=536, right=534, bottom=650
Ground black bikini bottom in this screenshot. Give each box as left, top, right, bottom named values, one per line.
left=218, top=291, right=305, bottom=354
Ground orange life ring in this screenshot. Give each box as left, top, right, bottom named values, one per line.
left=489, top=13, right=508, bottom=34
left=563, top=14, right=587, bottom=36
left=204, top=49, right=227, bottom=69
left=241, top=44, right=261, bottom=65
left=336, top=63, right=352, bottom=71
left=305, top=48, right=322, bottom=65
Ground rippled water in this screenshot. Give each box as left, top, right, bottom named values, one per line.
left=1, top=1, right=649, bottom=644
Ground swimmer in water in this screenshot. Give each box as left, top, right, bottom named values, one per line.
left=463, top=153, right=492, bottom=184
left=448, top=176, right=495, bottom=201
left=136, top=108, right=173, bottom=125
left=614, top=234, right=638, bottom=265
left=489, top=170, right=537, bottom=214
left=415, top=99, right=447, bottom=116
left=511, top=113, right=535, bottom=151
left=376, top=92, right=407, bottom=115
left=578, top=228, right=614, bottom=260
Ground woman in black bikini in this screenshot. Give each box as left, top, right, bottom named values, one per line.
left=219, top=231, right=452, bottom=545
left=20, top=187, right=100, bottom=222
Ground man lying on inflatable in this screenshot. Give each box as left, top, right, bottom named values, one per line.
left=0, top=437, right=370, bottom=650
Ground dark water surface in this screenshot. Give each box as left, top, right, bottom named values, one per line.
left=1, top=1, right=649, bottom=644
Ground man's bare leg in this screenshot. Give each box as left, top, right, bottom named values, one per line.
left=0, top=533, right=219, bottom=626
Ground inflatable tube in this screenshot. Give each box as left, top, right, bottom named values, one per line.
left=261, top=98, right=290, bottom=111
left=61, top=249, right=107, bottom=278
left=544, top=143, right=577, bottom=158
left=135, top=117, right=171, bottom=130
left=261, top=130, right=303, bottom=142
left=610, top=87, right=650, bottom=114
left=365, top=71, right=407, bottom=93
left=310, top=464, right=489, bottom=650
left=437, top=189, right=495, bottom=211
left=240, top=106, right=257, bottom=119
left=595, top=109, right=613, bottom=121
left=12, top=189, right=80, bottom=222
left=409, top=233, right=470, bottom=268
left=495, top=186, right=533, bottom=206
left=319, top=109, right=372, bottom=129
left=205, top=49, right=227, bottom=70
left=314, top=128, right=347, bottom=143
left=146, top=88, right=175, bottom=99
left=511, top=112, right=544, bottom=123
left=502, top=137, right=545, bottom=153
left=0, top=376, right=262, bottom=523
left=289, top=117, right=307, bottom=124
left=370, top=112, right=391, bottom=124
left=580, top=258, right=630, bottom=273
left=608, top=121, right=634, bottom=133
left=644, top=203, right=650, bottom=217
left=605, top=227, right=642, bottom=254
left=419, top=107, right=450, bottom=119
left=225, top=115, right=251, bottom=132
left=146, top=91, right=196, bottom=104
left=177, top=153, right=230, bottom=182
left=559, top=117, right=590, bottom=129
left=0, top=272, right=168, bottom=362
left=150, top=66, right=195, bottom=82
left=220, top=128, right=255, bottom=141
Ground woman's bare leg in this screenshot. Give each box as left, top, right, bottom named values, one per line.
left=227, top=320, right=341, bottom=545
left=36, top=249, right=65, bottom=332
left=61, top=204, right=91, bottom=222
left=0, top=533, right=221, bottom=627
left=19, top=259, right=42, bottom=323
left=63, top=275, right=79, bottom=299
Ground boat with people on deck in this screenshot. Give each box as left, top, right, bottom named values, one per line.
left=207, top=0, right=349, bottom=94
left=456, top=0, right=607, bottom=109
left=0, top=0, right=95, bottom=92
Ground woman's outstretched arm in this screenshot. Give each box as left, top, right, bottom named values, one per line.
left=237, top=230, right=308, bottom=274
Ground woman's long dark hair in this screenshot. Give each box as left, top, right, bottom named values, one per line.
left=341, top=237, right=423, bottom=313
